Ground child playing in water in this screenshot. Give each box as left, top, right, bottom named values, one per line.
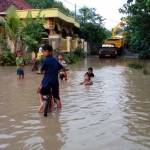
left=16, top=51, right=25, bottom=80
left=80, top=72, right=93, bottom=85
left=38, top=44, right=63, bottom=113
left=86, top=67, right=95, bottom=78
left=58, top=54, right=68, bottom=80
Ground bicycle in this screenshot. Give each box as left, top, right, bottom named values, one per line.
left=43, top=95, right=62, bottom=117
left=43, top=94, right=52, bottom=117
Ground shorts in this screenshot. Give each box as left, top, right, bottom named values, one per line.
left=40, top=85, right=51, bottom=96
left=17, top=68, right=24, bottom=76
left=40, top=84, right=59, bottom=99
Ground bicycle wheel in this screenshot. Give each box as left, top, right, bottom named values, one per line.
left=43, top=95, right=50, bottom=117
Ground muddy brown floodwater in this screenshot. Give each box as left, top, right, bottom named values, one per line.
left=0, top=57, right=150, bottom=150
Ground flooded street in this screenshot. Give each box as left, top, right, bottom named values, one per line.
left=0, top=57, right=150, bottom=150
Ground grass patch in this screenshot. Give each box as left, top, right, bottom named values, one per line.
left=128, top=62, right=150, bottom=75
left=128, top=62, right=143, bottom=69
left=143, top=68, right=149, bottom=75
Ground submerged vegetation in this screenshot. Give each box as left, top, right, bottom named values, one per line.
left=64, top=48, right=85, bottom=64
left=128, top=62, right=143, bottom=70
left=128, top=61, right=150, bottom=75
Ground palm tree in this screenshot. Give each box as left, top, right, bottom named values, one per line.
left=0, top=6, right=23, bottom=53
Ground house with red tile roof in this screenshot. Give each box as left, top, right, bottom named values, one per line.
left=0, top=1, right=87, bottom=53
left=0, top=0, right=31, bottom=12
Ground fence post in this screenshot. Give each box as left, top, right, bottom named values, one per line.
left=67, top=36, right=71, bottom=52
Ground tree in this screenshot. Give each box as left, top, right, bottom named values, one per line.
left=25, top=0, right=74, bottom=16
left=78, top=7, right=103, bottom=25
left=25, top=0, right=54, bottom=9
left=0, top=6, right=23, bottom=53
left=120, top=0, right=150, bottom=58
left=52, top=1, right=74, bottom=16
left=78, top=7, right=108, bottom=54
left=23, top=12, right=47, bottom=53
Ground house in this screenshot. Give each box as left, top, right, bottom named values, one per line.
left=16, top=8, right=87, bottom=52
left=0, top=1, right=87, bottom=53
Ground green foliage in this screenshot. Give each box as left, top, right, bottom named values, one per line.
left=64, top=53, right=78, bottom=64
left=81, top=23, right=107, bottom=55
left=104, top=29, right=112, bottom=39
left=138, top=49, right=150, bottom=59
left=64, top=48, right=85, bottom=64
left=52, top=1, right=74, bottom=16
left=23, top=12, right=47, bottom=52
left=25, top=0, right=54, bottom=8
left=0, top=51, right=16, bottom=66
left=120, top=0, right=150, bottom=58
left=26, top=0, right=74, bottom=17
left=73, top=47, right=85, bottom=58
left=77, top=7, right=108, bottom=54
left=78, top=7, right=103, bottom=25
left=128, top=61, right=150, bottom=75
left=0, top=6, right=23, bottom=52
left=128, top=62, right=143, bottom=69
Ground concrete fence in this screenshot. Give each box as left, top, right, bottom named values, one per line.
left=42, top=35, right=88, bottom=53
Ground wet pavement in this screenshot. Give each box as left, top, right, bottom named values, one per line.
left=0, top=57, right=150, bottom=150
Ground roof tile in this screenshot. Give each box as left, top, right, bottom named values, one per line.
left=0, top=0, right=32, bottom=12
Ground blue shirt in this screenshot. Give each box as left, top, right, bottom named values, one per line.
left=41, top=55, right=63, bottom=87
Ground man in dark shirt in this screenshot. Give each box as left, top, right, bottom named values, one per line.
left=40, top=44, right=63, bottom=109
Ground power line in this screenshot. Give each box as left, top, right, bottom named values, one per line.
left=62, top=0, right=75, bottom=6
left=56, top=0, right=84, bottom=18
left=58, top=0, right=82, bottom=9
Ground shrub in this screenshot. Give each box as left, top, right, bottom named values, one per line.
left=128, top=62, right=143, bottom=69
left=64, top=48, right=85, bottom=64
left=0, top=51, right=16, bottom=66
left=139, top=49, right=150, bottom=59
left=64, top=53, right=80, bottom=64
left=73, top=47, right=85, bottom=58
left=143, top=68, right=149, bottom=75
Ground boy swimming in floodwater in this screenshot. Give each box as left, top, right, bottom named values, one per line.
left=86, top=67, right=94, bottom=78
left=80, top=72, right=93, bottom=85
left=38, top=44, right=63, bottom=113
left=16, top=51, right=25, bottom=80
left=58, top=54, right=68, bottom=80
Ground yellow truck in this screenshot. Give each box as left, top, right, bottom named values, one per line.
left=104, top=19, right=126, bottom=55
left=104, top=38, right=124, bottom=55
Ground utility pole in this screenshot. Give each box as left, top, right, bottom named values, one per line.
left=75, top=3, right=77, bottom=20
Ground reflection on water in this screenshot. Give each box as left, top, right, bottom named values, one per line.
left=0, top=57, right=150, bottom=150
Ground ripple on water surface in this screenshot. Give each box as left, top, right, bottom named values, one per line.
left=0, top=58, right=150, bottom=150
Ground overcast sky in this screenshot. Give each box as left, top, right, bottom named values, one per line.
left=59, top=0, right=127, bottom=29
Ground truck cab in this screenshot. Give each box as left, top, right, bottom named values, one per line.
left=99, top=44, right=117, bottom=58
left=104, top=38, right=124, bottom=55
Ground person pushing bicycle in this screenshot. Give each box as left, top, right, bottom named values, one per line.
left=38, top=44, right=63, bottom=116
